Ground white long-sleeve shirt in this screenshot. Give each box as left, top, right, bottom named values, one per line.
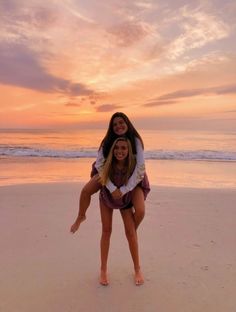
left=95, top=137, right=145, bottom=195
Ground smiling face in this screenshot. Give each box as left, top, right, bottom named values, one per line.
left=113, top=140, right=129, bottom=161
left=112, top=117, right=128, bottom=136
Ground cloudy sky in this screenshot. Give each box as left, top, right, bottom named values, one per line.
left=0, top=0, right=236, bottom=130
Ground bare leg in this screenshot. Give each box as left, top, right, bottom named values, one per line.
left=131, top=186, right=145, bottom=230
left=120, top=209, right=144, bottom=286
left=100, top=201, right=113, bottom=285
left=70, top=175, right=101, bottom=233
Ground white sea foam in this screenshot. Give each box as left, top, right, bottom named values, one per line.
left=1, top=145, right=236, bottom=161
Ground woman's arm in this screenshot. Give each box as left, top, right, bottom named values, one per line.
left=94, top=147, right=105, bottom=173
left=95, top=138, right=146, bottom=196
left=119, top=137, right=145, bottom=195
left=95, top=147, right=117, bottom=193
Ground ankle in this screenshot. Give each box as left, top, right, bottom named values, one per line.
left=76, top=215, right=86, bottom=223
left=100, top=267, right=107, bottom=273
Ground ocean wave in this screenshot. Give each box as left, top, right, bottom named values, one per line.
left=0, top=145, right=97, bottom=158
left=146, top=149, right=236, bottom=161
left=1, top=145, right=236, bottom=161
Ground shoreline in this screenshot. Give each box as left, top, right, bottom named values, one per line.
left=1, top=182, right=236, bottom=311
left=1, top=180, right=236, bottom=191
left=1, top=156, right=236, bottom=189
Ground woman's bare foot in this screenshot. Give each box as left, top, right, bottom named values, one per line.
left=134, top=269, right=144, bottom=286
left=100, top=270, right=109, bottom=286
left=70, top=215, right=86, bottom=233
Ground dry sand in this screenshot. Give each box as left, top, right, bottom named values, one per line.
left=0, top=182, right=236, bottom=312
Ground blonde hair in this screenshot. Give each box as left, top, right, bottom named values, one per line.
left=100, top=137, right=136, bottom=186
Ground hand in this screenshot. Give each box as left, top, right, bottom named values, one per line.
left=111, top=188, right=122, bottom=199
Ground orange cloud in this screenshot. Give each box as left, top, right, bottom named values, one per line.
left=96, top=104, right=122, bottom=112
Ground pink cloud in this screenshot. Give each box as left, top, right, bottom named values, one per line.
left=96, top=104, right=122, bottom=112
left=0, top=43, right=94, bottom=96
left=108, top=20, right=152, bottom=47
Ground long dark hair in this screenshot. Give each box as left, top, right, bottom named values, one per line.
left=99, top=112, right=144, bottom=158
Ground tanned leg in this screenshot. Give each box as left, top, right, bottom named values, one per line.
left=70, top=175, right=101, bottom=233
left=131, top=186, right=145, bottom=230
left=120, top=209, right=144, bottom=286
left=100, top=201, right=113, bottom=285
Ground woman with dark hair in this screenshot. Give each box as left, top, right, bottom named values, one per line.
left=98, top=137, right=150, bottom=286
left=70, top=112, right=147, bottom=233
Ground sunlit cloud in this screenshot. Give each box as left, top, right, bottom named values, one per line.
left=96, top=104, right=122, bottom=112
left=0, top=0, right=235, bottom=130
left=0, top=43, right=93, bottom=95
left=141, top=82, right=236, bottom=108
left=60, top=2, right=95, bottom=24
left=107, top=20, right=153, bottom=47
left=65, top=103, right=81, bottom=107
left=0, top=2, right=59, bottom=44
left=135, top=1, right=153, bottom=10
left=156, top=84, right=236, bottom=101
left=166, top=6, right=230, bottom=59
left=144, top=100, right=177, bottom=107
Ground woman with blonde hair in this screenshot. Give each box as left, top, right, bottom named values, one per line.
left=98, top=137, right=150, bottom=286
left=71, top=112, right=147, bottom=233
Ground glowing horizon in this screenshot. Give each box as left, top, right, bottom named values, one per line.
left=0, top=0, right=236, bottom=130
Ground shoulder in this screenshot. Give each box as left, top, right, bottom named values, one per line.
left=98, top=142, right=104, bottom=150
left=135, top=137, right=143, bottom=148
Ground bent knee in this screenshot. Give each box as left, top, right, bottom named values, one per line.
left=134, top=208, right=145, bottom=219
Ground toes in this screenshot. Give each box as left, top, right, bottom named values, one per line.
left=100, top=280, right=109, bottom=286
left=100, top=272, right=109, bottom=286
left=100, top=278, right=109, bottom=286
left=135, top=279, right=144, bottom=286
left=134, top=271, right=144, bottom=286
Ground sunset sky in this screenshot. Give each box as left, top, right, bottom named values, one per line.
left=0, top=0, right=236, bottom=130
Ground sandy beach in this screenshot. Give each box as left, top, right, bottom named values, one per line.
left=0, top=182, right=236, bottom=312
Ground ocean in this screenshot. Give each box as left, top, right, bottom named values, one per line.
left=1, top=128, right=236, bottom=188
